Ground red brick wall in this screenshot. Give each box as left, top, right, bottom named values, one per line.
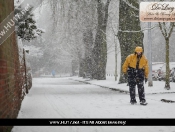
left=0, top=0, right=23, bottom=131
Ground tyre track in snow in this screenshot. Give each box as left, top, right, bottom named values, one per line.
left=42, top=83, right=90, bottom=118
left=43, top=91, right=66, bottom=118
left=44, top=84, right=104, bottom=132
left=51, top=85, right=105, bottom=132
left=53, top=94, right=89, bottom=118
left=40, top=83, right=82, bottom=132
left=44, top=93, right=80, bottom=132
left=35, top=80, right=101, bottom=132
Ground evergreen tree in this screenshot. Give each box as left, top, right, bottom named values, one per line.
left=15, top=6, right=44, bottom=41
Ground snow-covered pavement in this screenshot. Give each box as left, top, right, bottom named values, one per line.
left=12, top=77, right=175, bottom=132
left=71, top=76, right=175, bottom=95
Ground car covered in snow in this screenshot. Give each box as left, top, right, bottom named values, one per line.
left=158, top=62, right=175, bottom=82
left=170, top=67, right=175, bottom=82
left=152, top=62, right=164, bottom=81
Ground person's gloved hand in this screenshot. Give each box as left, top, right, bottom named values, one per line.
left=123, top=73, right=127, bottom=80
left=145, top=78, right=148, bottom=83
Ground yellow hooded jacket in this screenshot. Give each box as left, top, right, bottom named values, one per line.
left=122, top=53, right=149, bottom=78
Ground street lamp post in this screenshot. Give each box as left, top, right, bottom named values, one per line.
left=147, top=22, right=153, bottom=86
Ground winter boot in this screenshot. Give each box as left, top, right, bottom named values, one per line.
left=130, top=100, right=137, bottom=105
left=140, top=100, right=148, bottom=105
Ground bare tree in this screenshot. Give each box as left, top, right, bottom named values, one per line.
left=158, top=22, right=174, bottom=90
left=46, top=0, right=112, bottom=80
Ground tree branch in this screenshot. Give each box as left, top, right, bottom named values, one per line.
left=159, top=22, right=167, bottom=38
left=103, top=0, right=111, bottom=27
left=122, top=0, right=139, bottom=11
left=118, top=25, right=159, bottom=33
left=167, top=22, right=175, bottom=38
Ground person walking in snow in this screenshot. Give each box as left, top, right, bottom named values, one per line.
left=52, top=70, right=55, bottom=78
left=122, top=46, right=149, bottom=105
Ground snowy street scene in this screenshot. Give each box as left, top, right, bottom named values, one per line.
left=1, top=0, right=175, bottom=132
left=11, top=77, right=175, bottom=132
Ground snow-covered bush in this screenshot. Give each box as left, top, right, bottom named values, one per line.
left=14, top=5, right=44, bottom=41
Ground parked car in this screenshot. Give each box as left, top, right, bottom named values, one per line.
left=152, top=62, right=164, bottom=81
left=170, top=67, right=175, bottom=82
left=158, top=62, right=175, bottom=82
left=152, top=68, right=162, bottom=81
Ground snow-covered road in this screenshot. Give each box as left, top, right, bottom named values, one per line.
left=12, top=78, right=175, bottom=132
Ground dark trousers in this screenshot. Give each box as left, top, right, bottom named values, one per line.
left=127, top=67, right=146, bottom=102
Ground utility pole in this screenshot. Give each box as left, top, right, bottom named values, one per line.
left=115, top=38, right=118, bottom=81
left=147, top=22, right=153, bottom=86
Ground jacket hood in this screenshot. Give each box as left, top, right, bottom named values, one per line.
left=135, top=46, right=143, bottom=53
